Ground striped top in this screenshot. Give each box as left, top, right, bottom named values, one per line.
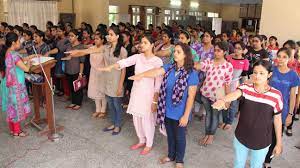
left=235, top=83, right=283, bottom=150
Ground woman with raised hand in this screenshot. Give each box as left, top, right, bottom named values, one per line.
left=212, top=60, right=283, bottom=168
left=129, top=42, right=199, bottom=168
left=98, top=35, right=163, bottom=155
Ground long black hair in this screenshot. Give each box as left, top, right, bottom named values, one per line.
left=34, top=30, right=46, bottom=42
left=109, top=26, right=123, bottom=58
left=175, top=42, right=194, bottom=72
left=0, top=32, right=19, bottom=75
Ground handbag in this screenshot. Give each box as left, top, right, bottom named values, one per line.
left=73, top=76, right=87, bottom=92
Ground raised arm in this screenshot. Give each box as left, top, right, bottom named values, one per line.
left=67, top=47, right=105, bottom=57
left=128, top=67, right=165, bottom=81
left=212, top=89, right=243, bottom=110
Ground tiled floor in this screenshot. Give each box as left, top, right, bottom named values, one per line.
left=0, top=96, right=299, bottom=168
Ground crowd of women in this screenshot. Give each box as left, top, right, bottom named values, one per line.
left=0, top=20, right=300, bottom=168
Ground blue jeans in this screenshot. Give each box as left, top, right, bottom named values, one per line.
left=201, top=96, right=221, bottom=135
left=106, top=96, right=123, bottom=127
left=223, top=100, right=239, bottom=125
left=165, top=117, right=186, bottom=163
left=234, top=136, right=270, bottom=168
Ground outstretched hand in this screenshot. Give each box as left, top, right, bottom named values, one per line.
left=211, top=100, right=227, bottom=110
left=128, top=74, right=143, bottom=81
left=64, top=50, right=80, bottom=57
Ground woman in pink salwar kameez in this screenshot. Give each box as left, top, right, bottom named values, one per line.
left=99, top=35, right=163, bottom=155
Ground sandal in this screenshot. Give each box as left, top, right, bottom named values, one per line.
left=72, top=105, right=81, bottom=110
left=65, top=104, right=76, bottom=109
left=56, top=91, right=64, bottom=97
left=159, top=156, right=173, bottom=164
left=97, top=112, right=107, bottom=119
left=112, top=127, right=121, bottom=136
left=199, top=135, right=209, bottom=146
left=92, top=112, right=101, bottom=118
left=140, top=147, right=152, bottom=155
left=103, top=125, right=115, bottom=132
left=130, top=143, right=146, bottom=150
left=13, top=131, right=28, bottom=138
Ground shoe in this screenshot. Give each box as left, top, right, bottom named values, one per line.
left=112, top=127, right=121, bottom=136
left=102, top=126, right=115, bottom=132
left=286, top=129, right=293, bottom=137
left=130, top=143, right=146, bottom=150
left=140, top=147, right=152, bottom=155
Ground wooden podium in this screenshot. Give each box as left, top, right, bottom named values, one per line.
left=30, top=59, right=64, bottom=136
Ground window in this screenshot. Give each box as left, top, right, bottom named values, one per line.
left=174, top=10, right=183, bottom=20
left=3, top=0, right=8, bottom=22
left=146, top=7, right=155, bottom=29
left=190, top=1, right=199, bottom=8
left=164, top=9, right=171, bottom=25
left=170, top=0, right=181, bottom=7
left=189, top=11, right=202, bottom=21
left=131, top=6, right=140, bottom=25
left=207, top=12, right=219, bottom=18
left=109, top=5, right=119, bottom=25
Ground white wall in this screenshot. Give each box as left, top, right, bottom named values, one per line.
left=260, top=0, right=300, bottom=45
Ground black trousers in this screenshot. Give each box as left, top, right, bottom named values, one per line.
left=66, top=73, right=83, bottom=106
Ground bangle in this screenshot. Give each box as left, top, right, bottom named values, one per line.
left=152, top=101, right=158, bottom=104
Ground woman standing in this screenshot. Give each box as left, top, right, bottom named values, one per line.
left=264, top=48, right=300, bottom=168
left=245, top=35, right=269, bottom=75
left=212, top=60, right=283, bottom=168
left=154, top=29, right=174, bottom=65
left=45, top=25, right=70, bottom=97
left=195, top=42, right=233, bottom=145
left=99, top=35, right=163, bottom=155
left=67, top=26, right=127, bottom=134
left=0, top=32, right=34, bottom=137
left=122, top=31, right=135, bottom=103
left=64, top=29, right=85, bottom=110
left=102, top=26, right=127, bottom=135
left=33, top=30, right=51, bottom=55
left=223, top=41, right=249, bottom=130
left=170, top=30, right=199, bottom=63
left=267, top=36, right=279, bottom=61
left=129, top=43, right=199, bottom=168
left=191, top=30, right=215, bottom=61
left=67, top=33, right=107, bottom=118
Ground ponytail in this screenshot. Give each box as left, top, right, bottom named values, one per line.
left=0, top=32, right=19, bottom=76
left=0, top=45, right=8, bottom=75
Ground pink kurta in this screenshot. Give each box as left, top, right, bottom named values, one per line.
left=118, top=54, right=163, bottom=118
left=88, top=46, right=106, bottom=100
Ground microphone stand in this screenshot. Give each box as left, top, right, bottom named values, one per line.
left=31, top=44, right=63, bottom=142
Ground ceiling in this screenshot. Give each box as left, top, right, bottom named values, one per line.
left=201, top=0, right=262, bottom=4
